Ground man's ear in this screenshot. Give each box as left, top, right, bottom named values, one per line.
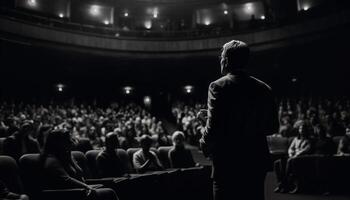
left=221, top=58, right=228, bottom=75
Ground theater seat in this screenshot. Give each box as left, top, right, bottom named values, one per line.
left=267, top=136, right=290, bottom=155
left=72, top=151, right=93, bottom=178
left=0, top=137, right=6, bottom=155
left=73, top=138, right=93, bottom=154
left=85, top=150, right=101, bottom=178
left=158, top=146, right=173, bottom=169
left=19, top=154, right=87, bottom=200
left=85, top=149, right=133, bottom=178
left=0, top=156, right=23, bottom=194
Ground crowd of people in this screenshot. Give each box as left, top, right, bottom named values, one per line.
left=0, top=101, right=199, bottom=200
left=171, top=102, right=206, bottom=146
left=0, top=101, right=170, bottom=150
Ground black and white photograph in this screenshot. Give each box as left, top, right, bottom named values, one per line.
left=0, top=0, right=350, bottom=200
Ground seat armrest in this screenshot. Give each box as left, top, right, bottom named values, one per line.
left=41, top=188, right=87, bottom=200
left=86, top=177, right=128, bottom=185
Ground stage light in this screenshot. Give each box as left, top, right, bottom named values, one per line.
left=124, top=12, right=129, bottom=17
left=184, top=85, right=194, bottom=94
left=90, top=5, right=100, bottom=16
left=292, top=78, right=298, bottom=82
left=123, top=86, right=133, bottom=95
left=204, top=19, right=211, bottom=26
left=303, top=5, right=309, bottom=11
left=58, top=13, right=64, bottom=18
left=245, top=3, right=254, bottom=14
left=144, top=20, right=152, bottom=29
left=104, top=20, right=109, bottom=25
left=27, top=0, right=37, bottom=7
left=224, top=10, right=228, bottom=15
left=261, top=15, right=265, bottom=20
left=153, top=8, right=158, bottom=18
left=115, top=33, right=120, bottom=37
left=56, top=84, right=65, bottom=92
left=144, top=96, right=151, bottom=106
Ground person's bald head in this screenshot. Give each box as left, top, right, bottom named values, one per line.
left=220, top=40, right=250, bottom=75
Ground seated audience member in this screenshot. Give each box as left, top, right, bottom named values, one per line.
left=337, top=126, right=350, bottom=155
left=274, top=123, right=312, bottom=193
left=312, top=124, right=336, bottom=155
left=133, top=135, right=163, bottom=173
left=0, top=181, right=29, bottom=200
left=156, top=126, right=172, bottom=147
left=96, top=132, right=129, bottom=178
left=41, top=129, right=118, bottom=200
left=3, top=122, right=40, bottom=161
left=168, top=131, right=196, bottom=168
left=37, top=125, right=52, bottom=150
left=120, top=127, right=140, bottom=150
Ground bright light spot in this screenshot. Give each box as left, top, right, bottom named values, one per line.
left=261, top=15, right=265, bottom=20
left=124, top=86, right=133, bottom=95
left=58, top=13, right=64, bottom=18
left=90, top=5, right=100, bottom=16
left=27, top=0, right=37, bottom=7
left=124, top=12, right=128, bottom=17
left=144, top=20, right=152, bottom=29
left=184, top=85, right=194, bottom=94
left=56, top=84, right=65, bottom=92
left=224, top=10, right=228, bottom=15
left=115, top=33, right=120, bottom=37
left=303, top=5, right=309, bottom=11
left=144, top=96, right=151, bottom=105
left=245, top=3, right=254, bottom=14
left=104, top=20, right=109, bottom=25
left=153, top=8, right=158, bottom=18
left=292, top=78, right=298, bottom=82
left=204, top=19, right=211, bottom=26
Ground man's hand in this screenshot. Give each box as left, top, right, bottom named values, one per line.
left=196, top=109, right=208, bottom=126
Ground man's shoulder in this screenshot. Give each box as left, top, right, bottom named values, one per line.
left=248, top=76, right=272, bottom=91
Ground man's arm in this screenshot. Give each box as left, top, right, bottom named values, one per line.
left=200, top=82, right=221, bottom=154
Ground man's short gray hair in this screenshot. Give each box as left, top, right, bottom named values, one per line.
left=222, top=40, right=250, bottom=71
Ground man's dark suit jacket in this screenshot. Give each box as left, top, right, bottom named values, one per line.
left=201, top=72, right=279, bottom=182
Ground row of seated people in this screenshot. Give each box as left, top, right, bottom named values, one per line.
left=0, top=101, right=169, bottom=150
left=273, top=121, right=350, bottom=194
left=0, top=125, right=203, bottom=200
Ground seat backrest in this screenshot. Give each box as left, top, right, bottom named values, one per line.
left=116, top=149, right=133, bottom=172
left=85, top=150, right=102, bottom=178
left=73, top=138, right=93, bottom=154
left=72, top=151, right=93, bottom=179
left=0, top=155, right=23, bottom=194
left=18, top=154, right=43, bottom=196
left=266, top=136, right=289, bottom=154
left=158, top=146, right=173, bottom=169
left=0, top=137, right=6, bottom=155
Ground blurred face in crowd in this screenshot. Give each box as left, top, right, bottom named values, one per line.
left=172, top=131, right=185, bottom=148
left=140, top=136, right=152, bottom=152
left=346, top=127, right=350, bottom=136
left=298, top=125, right=308, bottom=138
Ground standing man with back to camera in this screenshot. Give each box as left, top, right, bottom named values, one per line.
left=198, top=40, right=279, bottom=200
